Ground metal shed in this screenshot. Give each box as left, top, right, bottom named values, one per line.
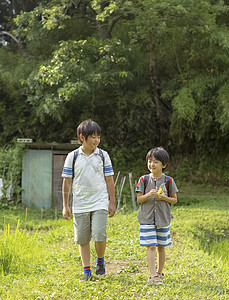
left=21, top=143, right=76, bottom=209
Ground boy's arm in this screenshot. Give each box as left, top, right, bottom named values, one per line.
left=105, top=175, right=116, bottom=218
left=62, top=177, right=72, bottom=220
left=137, top=189, right=157, bottom=204
left=157, top=192, right=177, bottom=204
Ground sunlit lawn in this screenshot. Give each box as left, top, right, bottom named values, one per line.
left=0, top=190, right=228, bottom=299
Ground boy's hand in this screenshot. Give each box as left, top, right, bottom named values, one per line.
left=156, top=192, right=165, bottom=201
left=148, top=189, right=157, bottom=197
left=108, top=202, right=115, bottom=218
left=62, top=206, right=70, bottom=220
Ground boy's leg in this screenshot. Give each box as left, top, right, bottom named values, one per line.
left=91, top=209, right=108, bottom=248
left=147, top=245, right=157, bottom=277
left=147, top=245, right=164, bottom=285
left=156, top=245, right=165, bottom=275
left=95, top=240, right=106, bottom=275
left=79, top=242, right=91, bottom=267
left=79, top=242, right=92, bottom=281
left=94, top=240, right=106, bottom=259
left=73, top=212, right=92, bottom=280
left=91, top=210, right=108, bottom=277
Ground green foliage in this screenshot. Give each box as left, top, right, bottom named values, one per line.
left=171, top=154, right=229, bottom=186
left=216, top=83, right=229, bottom=134
left=13, top=2, right=70, bottom=40
left=91, top=0, right=132, bottom=22
left=0, top=141, right=25, bottom=205
left=0, top=48, right=49, bottom=145
left=0, top=0, right=228, bottom=182
left=106, top=88, right=158, bottom=170
left=24, top=37, right=133, bottom=120
left=13, top=1, right=93, bottom=58
left=172, top=88, right=196, bottom=121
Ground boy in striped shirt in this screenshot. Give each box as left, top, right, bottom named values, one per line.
left=62, top=119, right=115, bottom=281
left=136, top=147, right=178, bottom=285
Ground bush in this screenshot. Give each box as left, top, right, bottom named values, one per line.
left=171, top=154, right=229, bottom=186
left=0, top=140, right=24, bottom=207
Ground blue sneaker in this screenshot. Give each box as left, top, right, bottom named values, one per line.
left=80, top=273, right=92, bottom=281
left=95, top=264, right=105, bottom=277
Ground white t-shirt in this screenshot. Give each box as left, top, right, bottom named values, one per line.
left=62, top=146, right=114, bottom=213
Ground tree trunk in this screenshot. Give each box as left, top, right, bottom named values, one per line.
left=96, top=15, right=123, bottom=39
left=149, top=34, right=168, bottom=148
left=2, top=31, right=26, bottom=56
left=96, top=21, right=112, bottom=39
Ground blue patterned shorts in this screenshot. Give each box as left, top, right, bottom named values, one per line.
left=140, top=224, right=171, bottom=247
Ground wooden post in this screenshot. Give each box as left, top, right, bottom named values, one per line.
left=25, top=207, right=27, bottom=221
left=117, top=176, right=126, bottom=211
left=114, top=171, right=120, bottom=187
left=129, top=173, right=137, bottom=210
left=41, top=208, right=43, bottom=220
left=55, top=206, right=57, bottom=220
left=116, top=186, right=119, bottom=199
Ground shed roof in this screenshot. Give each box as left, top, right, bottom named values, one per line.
left=22, top=142, right=77, bottom=151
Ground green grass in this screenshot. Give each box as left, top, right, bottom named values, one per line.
left=0, top=188, right=228, bottom=299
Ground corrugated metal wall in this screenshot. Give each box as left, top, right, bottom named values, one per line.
left=22, top=150, right=52, bottom=208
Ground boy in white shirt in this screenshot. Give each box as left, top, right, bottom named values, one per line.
left=62, top=119, right=115, bottom=281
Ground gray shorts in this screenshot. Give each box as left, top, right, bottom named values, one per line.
left=73, top=209, right=108, bottom=245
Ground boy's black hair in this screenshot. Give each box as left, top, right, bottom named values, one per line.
left=146, top=147, right=170, bottom=168
left=77, top=119, right=101, bottom=144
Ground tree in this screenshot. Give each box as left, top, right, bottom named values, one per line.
left=0, top=0, right=228, bottom=174
left=23, top=37, right=132, bottom=121
left=0, top=0, right=40, bottom=50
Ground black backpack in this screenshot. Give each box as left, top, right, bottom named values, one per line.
left=72, top=148, right=105, bottom=178
left=143, top=174, right=172, bottom=196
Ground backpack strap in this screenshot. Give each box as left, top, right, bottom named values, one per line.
left=143, top=174, right=150, bottom=194
left=72, top=148, right=105, bottom=179
left=72, top=149, right=79, bottom=179
left=98, top=148, right=105, bottom=173
left=164, top=175, right=172, bottom=197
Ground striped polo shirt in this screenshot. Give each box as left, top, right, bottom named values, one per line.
left=62, top=146, right=114, bottom=213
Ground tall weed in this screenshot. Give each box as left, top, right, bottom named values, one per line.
left=0, top=220, right=38, bottom=275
